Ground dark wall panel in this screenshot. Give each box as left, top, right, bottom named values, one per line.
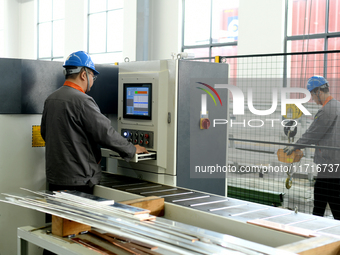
left=88, top=64, right=118, bottom=114
left=0, top=58, right=118, bottom=114
left=0, top=59, right=22, bottom=113
left=21, top=60, right=64, bottom=114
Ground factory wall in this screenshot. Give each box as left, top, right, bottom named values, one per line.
left=1, top=2, right=39, bottom=254
left=0, top=115, right=46, bottom=254
left=148, top=0, right=182, bottom=60
left=238, top=0, right=285, bottom=55
left=2, top=0, right=182, bottom=61
left=0, top=0, right=285, bottom=254
left=2, top=0, right=285, bottom=60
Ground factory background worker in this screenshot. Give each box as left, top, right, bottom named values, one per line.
left=41, top=51, right=148, bottom=195
left=284, top=75, right=340, bottom=219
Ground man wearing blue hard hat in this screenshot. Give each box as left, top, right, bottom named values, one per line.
left=284, top=75, right=340, bottom=219
left=41, top=51, right=148, bottom=195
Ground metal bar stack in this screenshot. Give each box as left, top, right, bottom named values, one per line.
left=1, top=189, right=295, bottom=255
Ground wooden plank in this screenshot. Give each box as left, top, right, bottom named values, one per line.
left=247, top=219, right=315, bottom=238
left=120, top=196, right=164, bottom=216
left=52, top=215, right=91, bottom=237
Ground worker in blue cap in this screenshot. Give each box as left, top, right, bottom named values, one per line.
left=41, top=51, right=147, bottom=195
left=284, top=75, right=340, bottom=219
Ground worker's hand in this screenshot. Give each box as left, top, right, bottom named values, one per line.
left=283, top=146, right=296, bottom=155
left=134, top=145, right=148, bottom=154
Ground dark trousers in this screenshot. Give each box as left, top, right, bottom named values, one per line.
left=313, top=178, right=340, bottom=220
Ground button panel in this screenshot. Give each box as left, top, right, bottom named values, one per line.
left=122, top=129, right=154, bottom=148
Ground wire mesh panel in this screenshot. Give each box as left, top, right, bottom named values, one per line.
left=215, top=51, right=340, bottom=219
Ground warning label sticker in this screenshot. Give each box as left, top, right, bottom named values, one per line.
left=32, top=125, right=45, bottom=147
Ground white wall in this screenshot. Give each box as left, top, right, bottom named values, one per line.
left=1, top=2, right=43, bottom=254
left=2, top=0, right=287, bottom=61
left=149, top=0, right=182, bottom=60
left=2, top=0, right=183, bottom=61
left=20, top=0, right=37, bottom=59
left=2, top=0, right=37, bottom=59
left=4, top=0, right=20, bottom=58
left=123, top=0, right=138, bottom=61
left=64, top=0, right=87, bottom=55
left=238, top=0, right=285, bottom=55
left=0, top=115, right=46, bottom=255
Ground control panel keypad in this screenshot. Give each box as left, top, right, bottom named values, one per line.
left=122, top=129, right=154, bottom=148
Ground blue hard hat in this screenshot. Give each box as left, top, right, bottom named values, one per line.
left=63, top=51, right=99, bottom=75
left=307, top=75, right=328, bottom=92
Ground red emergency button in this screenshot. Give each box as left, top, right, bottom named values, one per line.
left=144, top=134, right=149, bottom=139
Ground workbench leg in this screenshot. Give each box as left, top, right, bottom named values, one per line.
left=17, top=237, right=28, bottom=255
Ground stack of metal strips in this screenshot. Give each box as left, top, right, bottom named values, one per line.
left=1, top=189, right=294, bottom=255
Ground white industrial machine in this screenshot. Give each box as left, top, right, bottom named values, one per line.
left=114, top=60, right=177, bottom=185
left=102, top=59, right=229, bottom=196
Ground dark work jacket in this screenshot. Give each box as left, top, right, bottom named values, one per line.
left=296, top=97, right=340, bottom=177
left=41, top=82, right=136, bottom=186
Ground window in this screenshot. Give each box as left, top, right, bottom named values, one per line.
left=37, top=0, right=65, bottom=61
left=286, top=0, right=340, bottom=91
left=182, top=0, right=238, bottom=61
left=0, top=0, right=4, bottom=57
left=88, top=0, right=124, bottom=64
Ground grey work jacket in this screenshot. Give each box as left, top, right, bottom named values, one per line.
left=41, top=83, right=136, bottom=186
left=296, top=97, right=340, bottom=177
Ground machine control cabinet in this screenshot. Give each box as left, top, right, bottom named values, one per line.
left=102, top=59, right=229, bottom=196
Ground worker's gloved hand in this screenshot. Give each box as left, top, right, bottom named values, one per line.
left=283, top=146, right=296, bottom=155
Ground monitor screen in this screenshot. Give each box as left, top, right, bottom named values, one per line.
left=123, top=83, right=152, bottom=120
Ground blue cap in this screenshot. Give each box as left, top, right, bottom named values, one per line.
left=307, top=75, right=328, bottom=92
left=63, top=51, right=99, bottom=75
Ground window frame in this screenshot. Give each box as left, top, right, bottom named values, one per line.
left=87, top=0, right=124, bottom=64
left=37, top=0, right=64, bottom=61
left=284, top=0, right=340, bottom=76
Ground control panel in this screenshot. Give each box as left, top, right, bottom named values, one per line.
left=121, top=129, right=154, bottom=149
